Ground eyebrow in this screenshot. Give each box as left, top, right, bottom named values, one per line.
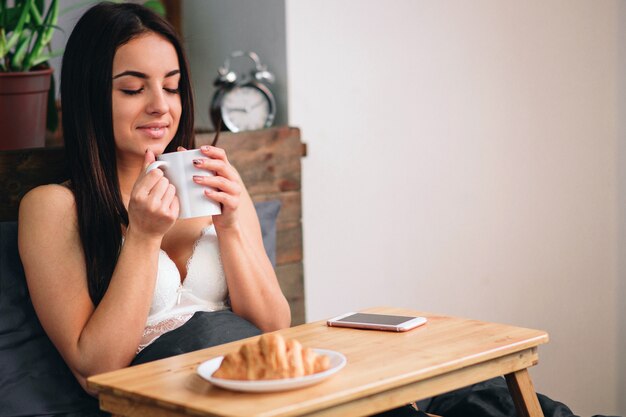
left=112, top=69, right=180, bottom=80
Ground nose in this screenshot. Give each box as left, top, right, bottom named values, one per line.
left=145, top=88, right=169, bottom=115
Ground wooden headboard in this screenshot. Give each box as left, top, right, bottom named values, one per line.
left=0, top=126, right=306, bottom=325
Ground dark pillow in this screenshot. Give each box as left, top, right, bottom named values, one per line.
left=0, top=222, right=101, bottom=417
left=253, top=200, right=281, bottom=267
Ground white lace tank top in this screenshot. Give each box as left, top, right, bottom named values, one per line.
left=136, top=225, right=229, bottom=353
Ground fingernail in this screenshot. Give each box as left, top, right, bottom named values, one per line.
left=201, top=145, right=210, bottom=151
left=193, top=159, right=202, bottom=165
left=193, top=175, right=203, bottom=182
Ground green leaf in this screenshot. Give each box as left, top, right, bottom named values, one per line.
left=2, top=7, right=22, bottom=32
left=23, top=0, right=57, bottom=70
left=30, top=48, right=62, bottom=67
left=11, top=30, right=30, bottom=69
left=29, top=0, right=43, bottom=26
left=0, top=28, right=7, bottom=58
left=0, top=0, right=63, bottom=72
left=4, top=0, right=32, bottom=53
left=22, top=30, right=41, bottom=70
left=34, top=0, right=44, bottom=14
left=142, top=0, right=165, bottom=17
left=40, top=0, right=59, bottom=45
left=3, top=6, right=24, bottom=30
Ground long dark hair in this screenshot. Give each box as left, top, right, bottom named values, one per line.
left=61, top=2, right=194, bottom=305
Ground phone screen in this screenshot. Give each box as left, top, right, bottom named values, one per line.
left=335, top=313, right=416, bottom=326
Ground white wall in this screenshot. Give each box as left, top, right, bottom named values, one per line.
left=286, top=1, right=621, bottom=416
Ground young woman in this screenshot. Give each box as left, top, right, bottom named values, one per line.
left=18, top=1, right=290, bottom=397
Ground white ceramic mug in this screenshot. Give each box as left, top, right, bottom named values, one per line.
left=146, top=149, right=222, bottom=219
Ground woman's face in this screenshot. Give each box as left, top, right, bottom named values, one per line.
left=111, top=32, right=182, bottom=159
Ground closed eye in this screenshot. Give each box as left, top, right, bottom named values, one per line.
left=121, top=88, right=143, bottom=95
left=164, top=87, right=179, bottom=94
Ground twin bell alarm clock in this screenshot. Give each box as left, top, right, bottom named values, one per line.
left=210, top=51, right=276, bottom=133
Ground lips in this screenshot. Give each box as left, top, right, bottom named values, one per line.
left=137, top=122, right=169, bottom=139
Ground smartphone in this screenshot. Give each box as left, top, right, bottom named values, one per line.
left=326, top=312, right=427, bottom=332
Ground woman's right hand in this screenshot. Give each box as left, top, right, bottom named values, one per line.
left=127, top=149, right=179, bottom=239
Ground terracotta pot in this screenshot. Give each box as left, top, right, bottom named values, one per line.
left=0, top=68, right=53, bottom=151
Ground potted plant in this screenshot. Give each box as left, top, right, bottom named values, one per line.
left=0, top=0, right=59, bottom=150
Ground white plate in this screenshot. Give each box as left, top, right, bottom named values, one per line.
left=197, top=348, right=347, bottom=392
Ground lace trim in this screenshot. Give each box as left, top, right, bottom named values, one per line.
left=136, top=313, right=194, bottom=354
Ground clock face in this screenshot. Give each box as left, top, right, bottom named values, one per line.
left=221, top=85, right=273, bottom=132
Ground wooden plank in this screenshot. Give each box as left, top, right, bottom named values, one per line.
left=276, top=262, right=304, bottom=301
left=276, top=221, right=303, bottom=265
left=196, top=127, right=303, bottom=196
left=276, top=262, right=305, bottom=325
left=0, top=146, right=68, bottom=221
left=505, top=369, right=545, bottom=417
left=289, top=298, right=305, bottom=327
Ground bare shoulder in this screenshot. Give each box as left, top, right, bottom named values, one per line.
left=20, top=183, right=75, bottom=206
left=18, top=184, right=78, bottom=247
left=19, top=184, right=76, bottom=223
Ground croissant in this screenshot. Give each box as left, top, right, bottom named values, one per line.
left=213, top=333, right=330, bottom=380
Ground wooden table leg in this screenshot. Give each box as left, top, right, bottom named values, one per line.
left=505, top=369, right=545, bottom=417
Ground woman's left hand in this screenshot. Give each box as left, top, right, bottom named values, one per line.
left=192, top=145, right=243, bottom=229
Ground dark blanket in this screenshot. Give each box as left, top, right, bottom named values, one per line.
left=376, top=377, right=619, bottom=417
left=424, top=377, right=575, bottom=417
left=131, top=309, right=261, bottom=365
